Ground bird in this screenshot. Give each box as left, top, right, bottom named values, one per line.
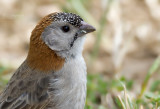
left=0, top=12, right=96, bottom=109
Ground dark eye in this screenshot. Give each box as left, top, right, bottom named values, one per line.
left=61, top=25, right=70, bottom=32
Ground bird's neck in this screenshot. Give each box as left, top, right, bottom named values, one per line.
left=26, top=29, right=65, bottom=72
left=26, top=14, right=65, bottom=72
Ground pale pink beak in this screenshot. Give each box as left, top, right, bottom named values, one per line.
left=78, top=21, right=96, bottom=36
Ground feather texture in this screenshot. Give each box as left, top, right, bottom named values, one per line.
left=0, top=12, right=95, bottom=109
left=0, top=61, right=52, bottom=109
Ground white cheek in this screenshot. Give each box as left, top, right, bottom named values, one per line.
left=41, top=30, right=71, bottom=51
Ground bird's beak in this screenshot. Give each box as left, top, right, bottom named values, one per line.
left=77, top=21, right=96, bottom=37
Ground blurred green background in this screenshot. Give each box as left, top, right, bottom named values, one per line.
left=0, top=0, right=160, bottom=109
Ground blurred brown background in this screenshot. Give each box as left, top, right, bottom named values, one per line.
left=0, top=0, right=160, bottom=109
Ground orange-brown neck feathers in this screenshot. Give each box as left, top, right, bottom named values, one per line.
left=27, top=13, right=65, bottom=72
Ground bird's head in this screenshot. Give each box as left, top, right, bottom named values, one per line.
left=41, top=12, right=95, bottom=56
left=27, top=12, right=96, bottom=72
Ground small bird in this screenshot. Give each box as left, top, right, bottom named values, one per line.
left=0, top=12, right=95, bottom=109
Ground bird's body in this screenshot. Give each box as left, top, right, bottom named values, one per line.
left=0, top=12, right=95, bottom=109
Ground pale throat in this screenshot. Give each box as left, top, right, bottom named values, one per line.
left=56, top=36, right=86, bottom=59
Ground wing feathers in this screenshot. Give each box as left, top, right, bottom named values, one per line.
left=0, top=61, right=52, bottom=109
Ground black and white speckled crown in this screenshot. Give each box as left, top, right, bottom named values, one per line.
left=50, top=12, right=84, bottom=27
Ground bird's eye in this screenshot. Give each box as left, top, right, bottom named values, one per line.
left=61, top=25, right=70, bottom=32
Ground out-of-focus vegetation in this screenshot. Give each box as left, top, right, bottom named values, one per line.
left=0, top=0, right=160, bottom=108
